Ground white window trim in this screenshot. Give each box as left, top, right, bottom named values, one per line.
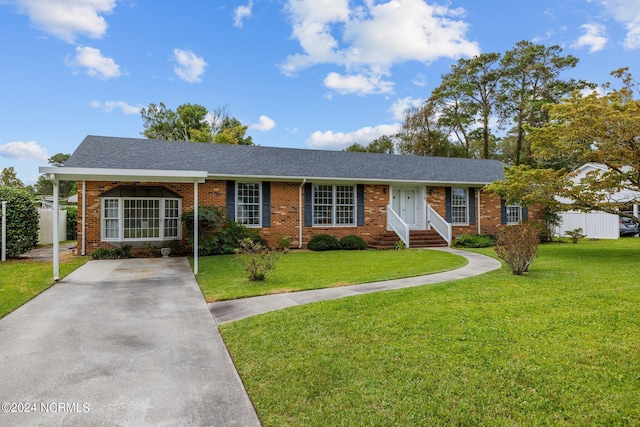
left=451, top=187, right=469, bottom=226
left=312, top=184, right=356, bottom=227
left=101, top=197, right=182, bottom=242
left=505, top=203, right=522, bottom=225
left=236, top=182, right=262, bottom=228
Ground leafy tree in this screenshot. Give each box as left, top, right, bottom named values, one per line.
left=344, top=136, right=394, bottom=154
left=489, top=68, right=640, bottom=223
left=34, top=153, right=76, bottom=198
left=431, top=53, right=504, bottom=159
left=212, top=116, right=254, bottom=145
left=140, top=102, right=254, bottom=145
left=396, top=101, right=460, bottom=156
left=0, top=186, right=39, bottom=256
left=1, top=167, right=24, bottom=188
left=499, top=41, right=588, bottom=165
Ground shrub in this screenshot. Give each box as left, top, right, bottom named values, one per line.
left=565, top=228, right=586, bottom=244
left=0, top=187, right=38, bottom=257
left=308, top=234, right=340, bottom=251
left=453, top=233, right=494, bottom=248
left=91, top=245, right=132, bottom=260
left=494, top=224, right=539, bottom=275
left=276, top=233, right=292, bottom=251
left=199, top=221, right=266, bottom=256
left=66, top=206, right=78, bottom=241
left=394, top=240, right=406, bottom=250
left=235, top=238, right=281, bottom=281
left=339, top=235, right=368, bottom=250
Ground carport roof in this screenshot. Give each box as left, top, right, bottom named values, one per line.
left=54, top=135, right=506, bottom=185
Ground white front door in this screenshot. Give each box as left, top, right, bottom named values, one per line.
left=392, top=188, right=417, bottom=228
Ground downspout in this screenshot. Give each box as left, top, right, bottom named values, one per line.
left=194, top=181, right=199, bottom=275
left=477, top=188, right=481, bottom=234
left=299, top=179, right=306, bottom=249
left=81, top=180, right=86, bottom=256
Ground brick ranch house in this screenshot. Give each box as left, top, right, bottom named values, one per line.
left=41, top=135, right=539, bottom=271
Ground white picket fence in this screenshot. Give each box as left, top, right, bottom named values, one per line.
left=38, top=208, right=67, bottom=245
left=556, top=211, right=619, bottom=239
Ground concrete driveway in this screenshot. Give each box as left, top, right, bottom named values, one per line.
left=0, top=258, right=260, bottom=426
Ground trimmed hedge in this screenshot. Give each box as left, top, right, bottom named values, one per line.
left=0, top=187, right=39, bottom=257
left=453, top=233, right=495, bottom=248
left=308, top=234, right=340, bottom=251
left=339, top=235, right=368, bottom=250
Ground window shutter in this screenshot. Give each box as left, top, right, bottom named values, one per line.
left=500, top=198, right=507, bottom=224
left=445, top=187, right=452, bottom=222
left=226, top=180, right=236, bottom=221
left=304, top=183, right=313, bottom=227
left=469, top=188, right=476, bottom=225
left=522, top=207, right=529, bottom=222
left=262, top=182, right=271, bottom=227
left=357, top=184, right=365, bottom=226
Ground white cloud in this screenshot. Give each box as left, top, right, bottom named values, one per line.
left=306, top=123, right=400, bottom=149
left=9, top=0, right=116, bottom=43
left=234, top=1, right=253, bottom=28
left=572, top=23, right=608, bottom=53
left=281, top=0, right=479, bottom=95
left=596, top=0, right=640, bottom=48
left=324, top=71, right=394, bottom=95
left=0, top=141, right=49, bottom=162
left=90, top=100, right=141, bottom=114
left=173, top=48, right=207, bottom=83
left=249, top=115, right=276, bottom=132
left=390, top=96, right=424, bottom=121
left=68, top=46, right=120, bottom=79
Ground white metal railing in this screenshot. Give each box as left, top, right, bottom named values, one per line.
left=387, top=204, right=410, bottom=248
left=427, top=205, right=452, bottom=245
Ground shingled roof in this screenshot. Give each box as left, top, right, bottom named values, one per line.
left=63, top=135, right=506, bottom=185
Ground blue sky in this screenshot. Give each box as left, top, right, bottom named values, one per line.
left=1, top=0, right=639, bottom=184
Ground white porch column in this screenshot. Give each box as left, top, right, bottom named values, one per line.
left=634, top=204, right=639, bottom=219
left=52, top=177, right=60, bottom=281
left=194, top=181, right=199, bottom=275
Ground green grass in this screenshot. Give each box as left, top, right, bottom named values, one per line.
left=0, top=257, right=88, bottom=319
left=220, top=239, right=640, bottom=426
left=195, top=249, right=467, bottom=301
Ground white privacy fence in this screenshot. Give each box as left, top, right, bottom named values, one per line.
left=556, top=211, right=619, bottom=239
left=38, top=208, right=67, bottom=245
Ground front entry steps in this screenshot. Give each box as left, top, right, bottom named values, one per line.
left=368, top=230, right=448, bottom=250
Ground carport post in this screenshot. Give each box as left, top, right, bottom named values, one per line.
left=52, top=177, right=60, bottom=281
left=194, top=181, right=199, bottom=275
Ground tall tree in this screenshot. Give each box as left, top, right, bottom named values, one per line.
left=431, top=53, right=504, bottom=159
left=499, top=41, right=588, bottom=165
left=395, top=101, right=458, bottom=156
left=34, top=153, right=76, bottom=198
left=344, top=136, right=395, bottom=154
left=489, top=68, right=640, bottom=223
left=140, top=102, right=253, bottom=145
left=0, top=167, right=24, bottom=188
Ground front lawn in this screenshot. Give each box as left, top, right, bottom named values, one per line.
left=0, top=257, right=87, bottom=318
left=220, top=239, right=640, bottom=426
left=195, top=249, right=467, bottom=301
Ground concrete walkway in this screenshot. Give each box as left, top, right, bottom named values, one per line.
left=0, top=258, right=260, bottom=427
left=210, top=248, right=502, bottom=324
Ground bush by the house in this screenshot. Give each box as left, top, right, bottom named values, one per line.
left=183, top=206, right=267, bottom=255
left=453, top=233, right=495, bottom=248
left=66, top=206, right=78, bottom=241
left=235, top=238, right=281, bottom=281
left=276, top=233, right=292, bottom=251
left=308, top=234, right=340, bottom=251
left=494, top=224, right=539, bottom=275
left=0, top=186, right=38, bottom=257
left=339, top=235, right=368, bottom=250
left=91, top=245, right=132, bottom=260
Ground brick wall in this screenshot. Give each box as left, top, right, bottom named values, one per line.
left=77, top=180, right=545, bottom=253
